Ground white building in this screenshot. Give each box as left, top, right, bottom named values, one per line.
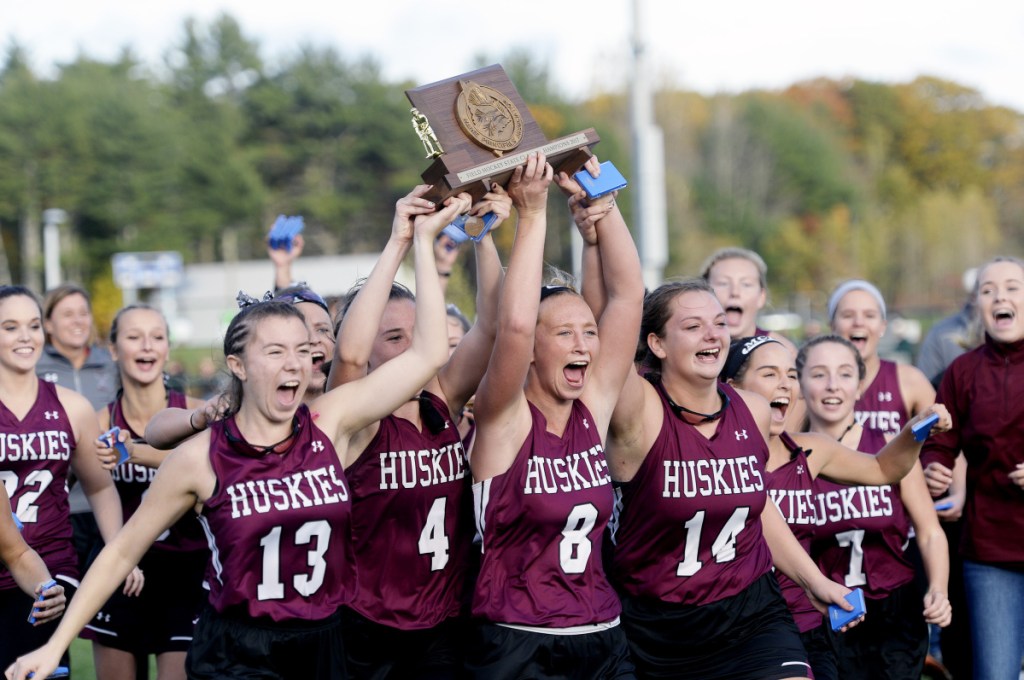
left=168, top=254, right=414, bottom=349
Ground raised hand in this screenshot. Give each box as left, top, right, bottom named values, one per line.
left=470, top=183, right=513, bottom=225
left=554, top=156, right=616, bottom=244
left=507, top=152, right=553, bottom=218
left=393, top=184, right=438, bottom=244
left=415, top=192, right=472, bottom=241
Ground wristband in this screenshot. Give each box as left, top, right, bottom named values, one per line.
left=189, top=410, right=201, bottom=433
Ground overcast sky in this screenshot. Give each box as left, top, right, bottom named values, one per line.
left=5, top=0, right=1024, bottom=110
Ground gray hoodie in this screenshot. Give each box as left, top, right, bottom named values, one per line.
left=35, top=343, right=119, bottom=514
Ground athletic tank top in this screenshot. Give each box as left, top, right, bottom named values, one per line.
left=766, top=433, right=821, bottom=632
left=611, top=381, right=772, bottom=605
left=108, top=390, right=208, bottom=554
left=472, top=399, right=620, bottom=627
left=199, top=405, right=355, bottom=621
left=811, top=427, right=913, bottom=599
left=346, top=391, right=472, bottom=630
left=854, top=360, right=907, bottom=439
left=0, top=379, right=78, bottom=590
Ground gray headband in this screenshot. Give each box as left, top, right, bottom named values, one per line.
left=828, top=280, right=886, bottom=323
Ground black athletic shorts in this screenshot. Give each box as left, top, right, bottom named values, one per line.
left=0, top=575, right=77, bottom=671
left=185, top=607, right=347, bottom=680
left=832, top=580, right=928, bottom=680
left=799, top=620, right=838, bottom=680
left=621, top=571, right=811, bottom=680
left=340, top=606, right=466, bottom=680
left=80, top=548, right=206, bottom=654
left=464, top=620, right=635, bottom=680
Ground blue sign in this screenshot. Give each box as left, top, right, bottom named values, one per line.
left=111, top=251, right=183, bottom=289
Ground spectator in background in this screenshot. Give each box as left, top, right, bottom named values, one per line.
left=163, top=360, right=188, bottom=395
left=38, top=284, right=118, bottom=409
left=916, top=268, right=978, bottom=389
left=191, top=357, right=227, bottom=401
left=36, top=284, right=120, bottom=576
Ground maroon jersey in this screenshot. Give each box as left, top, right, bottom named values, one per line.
left=109, top=390, right=208, bottom=554
left=766, top=433, right=821, bottom=633
left=346, top=391, right=472, bottom=630
left=199, top=405, right=355, bottom=621
left=854, top=360, right=907, bottom=439
left=811, top=429, right=913, bottom=599
left=472, top=400, right=620, bottom=627
left=0, top=380, right=78, bottom=590
left=611, top=382, right=773, bottom=605
left=922, top=337, right=1024, bottom=567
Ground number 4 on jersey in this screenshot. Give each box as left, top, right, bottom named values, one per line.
left=419, top=496, right=450, bottom=571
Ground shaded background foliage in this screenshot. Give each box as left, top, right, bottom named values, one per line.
left=1, top=13, right=1021, bottom=323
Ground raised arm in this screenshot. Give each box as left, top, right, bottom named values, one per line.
left=554, top=158, right=615, bottom=318
left=575, top=199, right=644, bottom=433
left=436, top=185, right=511, bottom=415
left=810, top=403, right=951, bottom=485
left=326, top=185, right=435, bottom=390
left=470, top=153, right=553, bottom=482
left=268, top=232, right=305, bottom=292
left=314, top=193, right=469, bottom=449
left=554, top=159, right=645, bottom=418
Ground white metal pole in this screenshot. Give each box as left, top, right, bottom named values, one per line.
left=42, top=209, right=67, bottom=291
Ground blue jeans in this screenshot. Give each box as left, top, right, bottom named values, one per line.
left=963, top=559, right=1024, bottom=680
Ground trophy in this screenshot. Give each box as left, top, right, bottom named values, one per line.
left=406, top=64, right=601, bottom=238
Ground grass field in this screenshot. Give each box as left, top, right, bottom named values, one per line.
left=68, top=639, right=94, bottom=680
left=67, top=639, right=156, bottom=679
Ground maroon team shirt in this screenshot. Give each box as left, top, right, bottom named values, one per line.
left=922, top=336, right=1024, bottom=568
left=1, top=379, right=79, bottom=590
left=472, top=400, right=621, bottom=628
left=766, top=433, right=821, bottom=633
left=199, top=405, right=355, bottom=622
left=611, top=382, right=773, bottom=605
left=346, top=391, right=472, bottom=630
left=108, top=390, right=208, bottom=553
left=811, top=426, right=913, bottom=600
left=854, top=360, right=907, bottom=439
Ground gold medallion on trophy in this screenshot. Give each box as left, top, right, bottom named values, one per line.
left=455, top=80, right=524, bottom=156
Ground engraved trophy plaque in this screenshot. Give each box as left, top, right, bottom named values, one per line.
left=406, top=64, right=601, bottom=221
